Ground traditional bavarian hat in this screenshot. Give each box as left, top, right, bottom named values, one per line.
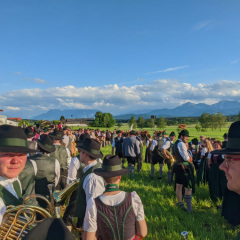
left=179, top=130, right=190, bottom=137
left=78, top=138, right=103, bottom=159
left=24, top=126, right=35, bottom=138
left=169, top=131, right=176, bottom=137
left=0, top=125, right=36, bottom=153
left=49, top=129, right=63, bottom=140
left=36, top=135, right=55, bottom=153
left=94, top=155, right=130, bottom=177
left=213, top=121, right=240, bottom=155
left=76, top=133, right=90, bottom=147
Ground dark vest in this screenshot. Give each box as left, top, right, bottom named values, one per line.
left=173, top=139, right=185, bottom=163
left=76, top=155, right=86, bottom=179
left=114, top=137, right=123, bottom=155
left=0, top=180, right=22, bottom=206
left=75, top=162, right=102, bottom=226
left=50, top=145, right=68, bottom=169
left=30, top=154, right=56, bottom=199
left=95, top=192, right=136, bottom=240
left=19, top=159, right=38, bottom=206
left=27, top=140, right=37, bottom=156
left=211, top=153, right=224, bottom=165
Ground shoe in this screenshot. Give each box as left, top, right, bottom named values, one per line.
left=176, top=202, right=187, bottom=211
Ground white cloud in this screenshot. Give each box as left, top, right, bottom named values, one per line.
left=34, top=78, right=47, bottom=84
left=15, top=72, right=23, bottom=75
left=146, top=65, right=189, bottom=74
left=6, top=106, right=20, bottom=110
left=231, top=60, right=239, bottom=64
left=193, top=20, right=213, bottom=30
left=1, top=79, right=240, bottom=118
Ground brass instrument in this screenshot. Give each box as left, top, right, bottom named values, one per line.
left=158, top=149, right=175, bottom=165
left=0, top=194, right=52, bottom=240
left=53, top=179, right=80, bottom=205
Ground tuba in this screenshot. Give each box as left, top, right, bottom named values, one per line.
left=158, top=149, right=175, bottom=165
left=0, top=194, right=53, bottom=240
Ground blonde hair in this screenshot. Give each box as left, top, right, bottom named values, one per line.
left=203, top=139, right=213, bottom=153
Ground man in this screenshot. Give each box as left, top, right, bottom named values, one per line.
left=172, top=130, right=194, bottom=212
left=24, top=126, right=37, bottom=156
left=213, top=121, right=240, bottom=227
left=0, top=125, right=36, bottom=224
left=222, top=133, right=228, bottom=149
left=83, top=155, right=148, bottom=240
left=75, top=138, right=105, bottom=229
left=62, top=126, right=70, bottom=148
left=122, top=130, right=141, bottom=178
left=112, top=130, right=124, bottom=168
left=49, top=129, right=71, bottom=190
left=161, top=131, right=176, bottom=184
left=29, top=135, right=60, bottom=209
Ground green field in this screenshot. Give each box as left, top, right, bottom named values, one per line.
left=100, top=143, right=240, bottom=240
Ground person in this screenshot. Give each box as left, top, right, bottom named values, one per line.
left=122, top=130, right=141, bottom=178
left=0, top=125, right=36, bottom=224
left=49, top=129, right=71, bottom=190
left=172, top=130, right=194, bottom=212
left=112, top=130, right=124, bottom=168
left=83, top=154, right=147, bottom=240
left=145, top=134, right=153, bottom=163
left=161, top=131, right=176, bottom=184
left=196, top=139, right=213, bottom=186
left=24, top=126, right=37, bottom=156
left=213, top=121, right=240, bottom=227
left=222, top=133, right=228, bottom=148
left=29, top=135, right=60, bottom=209
left=62, top=127, right=70, bottom=148
left=208, top=140, right=227, bottom=203
left=75, top=138, right=105, bottom=229
left=136, top=133, right=144, bottom=172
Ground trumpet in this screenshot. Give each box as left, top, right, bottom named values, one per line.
left=0, top=194, right=52, bottom=240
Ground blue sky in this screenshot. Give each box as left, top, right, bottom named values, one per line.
left=0, top=0, right=240, bottom=118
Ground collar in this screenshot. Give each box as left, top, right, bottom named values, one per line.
left=53, top=143, right=61, bottom=145
left=0, top=176, right=18, bottom=185
left=83, top=160, right=98, bottom=173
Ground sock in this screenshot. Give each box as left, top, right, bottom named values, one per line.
left=184, top=195, right=193, bottom=212
left=167, top=172, right=172, bottom=184
left=151, top=165, right=155, bottom=177
left=159, top=166, right=163, bottom=178
left=131, top=166, right=135, bottom=177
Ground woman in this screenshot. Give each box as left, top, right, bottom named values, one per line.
left=196, top=139, right=213, bottom=186
left=208, top=140, right=227, bottom=203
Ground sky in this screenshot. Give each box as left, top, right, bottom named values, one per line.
left=0, top=0, right=240, bottom=118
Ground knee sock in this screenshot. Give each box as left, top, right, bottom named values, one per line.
left=151, top=165, right=155, bottom=177
left=131, top=166, right=135, bottom=177
left=184, top=195, right=193, bottom=212
left=167, top=172, right=172, bottom=184
left=159, top=166, right=163, bottom=178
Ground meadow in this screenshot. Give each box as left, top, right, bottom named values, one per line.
left=100, top=144, right=240, bottom=240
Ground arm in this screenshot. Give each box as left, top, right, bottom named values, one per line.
left=82, top=232, right=97, bottom=240
left=65, top=147, right=72, bottom=168
left=177, top=142, right=191, bottom=162
left=67, top=157, right=80, bottom=184
left=112, top=139, right=115, bottom=155
left=55, top=159, right=61, bottom=187
left=161, top=141, right=171, bottom=159
left=136, top=219, right=148, bottom=238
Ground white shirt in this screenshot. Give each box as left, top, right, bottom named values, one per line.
left=201, top=147, right=208, bottom=156
left=67, top=158, right=103, bottom=184
left=82, top=160, right=105, bottom=204
left=177, top=139, right=190, bottom=161
left=84, top=191, right=145, bottom=232
left=150, top=139, right=158, bottom=151
left=161, top=138, right=172, bottom=150
left=62, top=135, right=70, bottom=146
left=0, top=177, right=22, bottom=224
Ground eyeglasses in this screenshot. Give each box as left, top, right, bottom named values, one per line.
left=224, top=156, right=240, bottom=168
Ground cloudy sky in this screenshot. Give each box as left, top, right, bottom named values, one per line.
left=0, top=0, right=240, bottom=118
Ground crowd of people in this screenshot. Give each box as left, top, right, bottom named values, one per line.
left=0, top=121, right=240, bottom=239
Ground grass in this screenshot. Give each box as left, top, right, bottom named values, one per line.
left=100, top=144, right=240, bottom=240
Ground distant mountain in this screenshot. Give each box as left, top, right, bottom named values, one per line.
left=114, top=100, right=240, bottom=119
left=32, top=109, right=100, bottom=120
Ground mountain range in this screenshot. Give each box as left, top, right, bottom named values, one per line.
left=32, top=100, right=240, bottom=120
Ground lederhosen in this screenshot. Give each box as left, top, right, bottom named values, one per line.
left=172, top=140, right=195, bottom=191
left=75, top=162, right=102, bottom=227
left=208, top=153, right=227, bottom=203
left=151, top=139, right=164, bottom=165
left=95, top=192, right=136, bottom=240
left=0, top=180, right=23, bottom=208
left=163, top=139, right=173, bottom=171
left=114, top=137, right=123, bottom=158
